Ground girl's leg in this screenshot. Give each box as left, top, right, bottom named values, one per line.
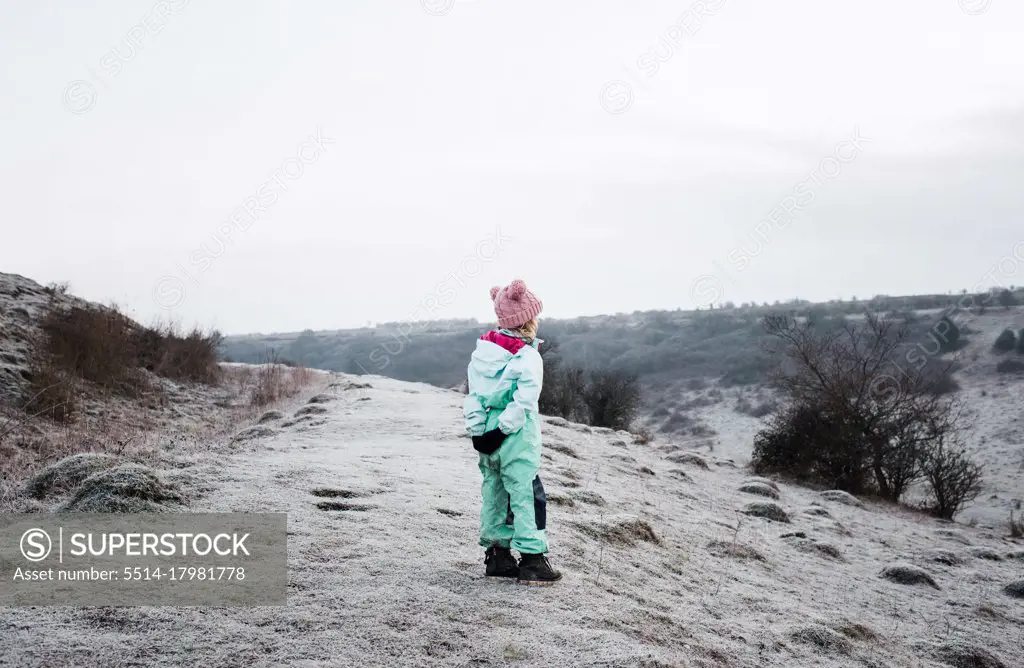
left=478, top=453, right=514, bottom=548
left=500, top=442, right=548, bottom=555
left=502, top=476, right=545, bottom=533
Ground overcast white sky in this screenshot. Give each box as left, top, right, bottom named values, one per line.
left=1, top=0, right=1023, bottom=334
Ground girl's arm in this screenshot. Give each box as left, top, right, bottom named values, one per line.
left=497, top=347, right=544, bottom=434
left=463, top=393, right=488, bottom=437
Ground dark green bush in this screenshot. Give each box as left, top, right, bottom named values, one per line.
left=993, top=329, right=1017, bottom=352
left=752, top=402, right=873, bottom=493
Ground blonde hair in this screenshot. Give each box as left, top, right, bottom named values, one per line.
left=510, top=318, right=538, bottom=341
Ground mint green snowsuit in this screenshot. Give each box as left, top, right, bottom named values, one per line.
left=463, top=331, right=548, bottom=554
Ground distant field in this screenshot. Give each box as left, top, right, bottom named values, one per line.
left=221, top=290, right=1024, bottom=404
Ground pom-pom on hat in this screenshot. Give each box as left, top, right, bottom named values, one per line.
left=490, top=279, right=543, bottom=329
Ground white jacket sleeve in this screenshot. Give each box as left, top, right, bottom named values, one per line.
left=497, top=348, right=543, bottom=435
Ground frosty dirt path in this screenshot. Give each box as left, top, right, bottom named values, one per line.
left=4, top=374, right=1022, bottom=667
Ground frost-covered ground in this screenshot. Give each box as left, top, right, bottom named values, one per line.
left=3, top=374, right=1021, bottom=667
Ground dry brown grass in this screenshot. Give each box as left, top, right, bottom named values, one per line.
left=22, top=364, right=79, bottom=421
left=251, top=352, right=314, bottom=407
left=132, top=321, right=223, bottom=384
left=38, top=298, right=145, bottom=394
left=1, top=360, right=319, bottom=512
left=575, top=518, right=660, bottom=546
left=707, top=539, right=766, bottom=562
left=631, top=427, right=654, bottom=445
left=30, top=291, right=221, bottom=407
left=1, top=282, right=322, bottom=510
left=0, top=292, right=227, bottom=488
left=0, top=405, right=164, bottom=512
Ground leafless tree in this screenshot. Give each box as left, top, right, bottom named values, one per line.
left=583, top=369, right=641, bottom=431
left=920, top=437, right=983, bottom=519
left=754, top=313, right=979, bottom=514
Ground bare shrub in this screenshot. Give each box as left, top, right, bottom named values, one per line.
left=37, top=301, right=144, bottom=394
left=752, top=313, right=979, bottom=516
left=539, top=341, right=641, bottom=429
left=583, top=369, right=641, bottom=430
left=920, top=439, right=983, bottom=520
left=540, top=364, right=588, bottom=422
left=291, top=365, right=313, bottom=390
left=27, top=296, right=222, bottom=413
left=251, top=364, right=285, bottom=407
left=132, top=322, right=222, bottom=384
left=538, top=338, right=588, bottom=423
left=22, top=364, right=78, bottom=422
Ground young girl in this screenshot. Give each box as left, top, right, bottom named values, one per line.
left=463, top=279, right=561, bottom=585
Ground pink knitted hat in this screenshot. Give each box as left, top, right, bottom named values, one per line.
left=490, top=279, right=543, bottom=329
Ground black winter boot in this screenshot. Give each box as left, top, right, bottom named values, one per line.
left=484, top=546, right=519, bottom=578
left=517, top=553, right=562, bottom=586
